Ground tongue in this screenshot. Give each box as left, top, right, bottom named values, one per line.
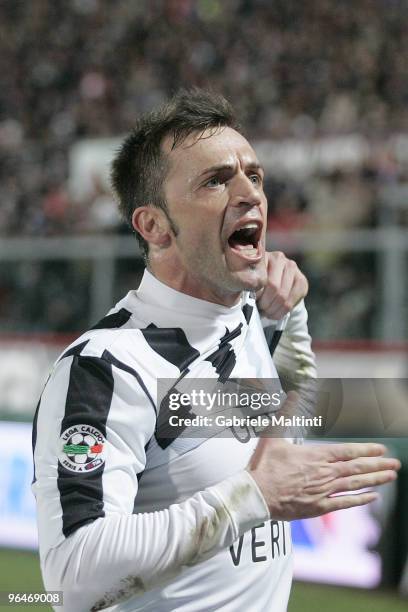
left=229, top=243, right=258, bottom=257
left=232, top=243, right=256, bottom=251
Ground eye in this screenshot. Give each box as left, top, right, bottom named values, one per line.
left=249, top=174, right=262, bottom=185
left=204, top=176, right=222, bottom=188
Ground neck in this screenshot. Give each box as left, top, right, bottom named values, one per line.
left=147, top=261, right=242, bottom=307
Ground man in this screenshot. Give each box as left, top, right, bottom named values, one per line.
left=32, top=90, right=400, bottom=611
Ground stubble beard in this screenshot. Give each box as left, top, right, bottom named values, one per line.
left=193, top=248, right=267, bottom=301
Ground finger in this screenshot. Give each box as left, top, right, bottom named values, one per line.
left=322, top=491, right=379, bottom=513
left=279, top=261, right=297, bottom=302
left=260, top=261, right=296, bottom=318
left=331, top=469, right=397, bottom=494
left=257, top=254, right=286, bottom=313
left=265, top=252, right=286, bottom=289
left=259, top=295, right=288, bottom=320
left=336, top=456, right=401, bottom=477
left=289, top=273, right=309, bottom=307
left=325, top=443, right=386, bottom=462
left=262, top=264, right=304, bottom=319
left=257, top=292, right=281, bottom=318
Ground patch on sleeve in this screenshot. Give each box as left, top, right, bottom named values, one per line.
left=59, top=424, right=106, bottom=473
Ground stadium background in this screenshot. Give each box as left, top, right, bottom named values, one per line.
left=0, top=0, right=407, bottom=610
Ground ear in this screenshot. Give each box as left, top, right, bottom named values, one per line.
left=132, top=206, right=171, bottom=248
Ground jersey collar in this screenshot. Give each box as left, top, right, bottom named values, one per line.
left=135, top=268, right=252, bottom=328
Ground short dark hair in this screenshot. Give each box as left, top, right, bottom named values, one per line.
left=111, top=88, right=240, bottom=258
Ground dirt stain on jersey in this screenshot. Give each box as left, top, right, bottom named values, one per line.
left=228, top=482, right=252, bottom=510
left=91, top=482, right=254, bottom=609
left=187, top=481, right=253, bottom=565
left=90, top=575, right=145, bottom=611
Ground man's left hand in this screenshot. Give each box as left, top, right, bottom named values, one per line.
left=256, top=251, right=308, bottom=320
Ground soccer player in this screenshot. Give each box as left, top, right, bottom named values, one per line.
left=32, top=89, right=400, bottom=611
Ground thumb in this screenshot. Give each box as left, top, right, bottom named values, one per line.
left=249, top=437, right=269, bottom=471
left=278, top=390, right=300, bottom=418
left=249, top=391, right=300, bottom=470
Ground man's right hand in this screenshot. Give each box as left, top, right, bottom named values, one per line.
left=248, top=437, right=400, bottom=520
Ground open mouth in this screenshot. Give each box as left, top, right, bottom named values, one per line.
left=227, top=222, right=262, bottom=259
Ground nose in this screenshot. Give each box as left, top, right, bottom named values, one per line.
left=229, top=171, right=263, bottom=209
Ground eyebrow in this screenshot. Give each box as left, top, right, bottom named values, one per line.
left=198, top=161, right=264, bottom=177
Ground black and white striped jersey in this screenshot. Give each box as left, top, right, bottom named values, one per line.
left=32, top=269, right=315, bottom=612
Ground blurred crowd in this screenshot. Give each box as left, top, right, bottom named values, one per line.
left=1, top=0, right=408, bottom=337
left=1, top=0, right=408, bottom=237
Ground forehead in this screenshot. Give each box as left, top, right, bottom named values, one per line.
left=162, top=126, right=259, bottom=178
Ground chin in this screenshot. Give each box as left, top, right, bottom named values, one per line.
left=231, top=266, right=267, bottom=292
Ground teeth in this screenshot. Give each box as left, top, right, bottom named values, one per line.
left=240, top=223, right=258, bottom=230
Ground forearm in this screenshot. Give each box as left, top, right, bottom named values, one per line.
left=272, top=299, right=317, bottom=384
left=262, top=300, right=317, bottom=435
left=43, top=471, right=269, bottom=611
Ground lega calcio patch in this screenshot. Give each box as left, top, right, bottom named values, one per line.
left=59, top=424, right=105, bottom=473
